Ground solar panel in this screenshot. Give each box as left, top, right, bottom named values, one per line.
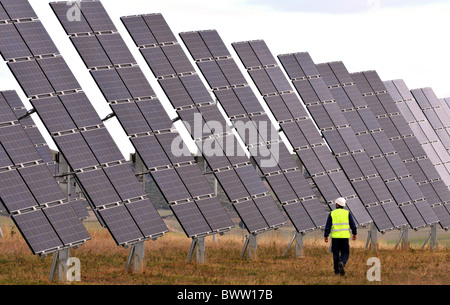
left=69, top=198, right=90, bottom=220
left=12, top=210, right=63, bottom=255
left=352, top=71, right=443, bottom=227
left=31, top=96, right=77, bottom=134
left=81, top=127, right=125, bottom=165
left=278, top=52, right=402, bottom=231
left=233, top=200, right=269, bottom=234
left=103, top=163, right=147, bottom=201
left=317, top=62, right=432, bottom=229
left=97, top=33, right=137, bottom=66
left=170, top=202, right=212, bottom=238
left=194, top=197, right=235, bottom=232
left=54, top=132, right=99, bottom=171
left=0, top=170, right=38, bottom=213
left=77, top=0, right=117, bottom=33
left=131, top=135, right=172, bottom=169
left=8, top=60, right=54, bottom=98
left=70, top=35, right=112, bottom=68
left=0, top=0, right=37, bottom=20
left=2, top=0, right=167, bottom=248
left=0, top=23, right=32, bottom=60
left=18, top=164, right=66, bottom=205
left=122, top=14, right=281, bottom=233
left=15, top=21, right=58, bottom=57
left=76, top=169, right=122, bottom=209
left=0, top=124, right=41, bottom=165
left=59, top=92, right=103, bottom=129
left=175, top=164, right=215, bottom=198
left=125, top=199, right=168, bottom=238
left=385, top=80, right=450, bottom=187
left=37, top=56, right=81, bottom=93
left=233, top=40, right=371, bottom=227
left=90, top=68, right=132, bottom=102
left=151, top=168, right=192, bottom=203
left=42, top=203, right=90, bottom=245
left=98, top=205, right=143, bottom=246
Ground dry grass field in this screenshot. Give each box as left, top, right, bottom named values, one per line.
left=0, top=218, right=448, bottom=285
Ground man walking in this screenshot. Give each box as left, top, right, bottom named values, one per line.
left=324, top=197, right=357, bottom=276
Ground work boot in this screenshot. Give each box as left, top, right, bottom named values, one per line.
left=338, top=262, right=345, bottom=276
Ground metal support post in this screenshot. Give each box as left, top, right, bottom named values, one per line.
left=0, top=227, right=3, bottom=238
left=283, top=231, right=304, bottom=258
left=395, top=225, right=409, bottom=250
left=187, top=237, right=206, bottom=264
left=422, top=224, right=438, bottom=250
left=49, top=248, right=71, bottom=282
left=240, top=234, right=257, bottom=260
left=365, top=223, right=378, bottom=251
left=126, top=241, right=145, bottom=273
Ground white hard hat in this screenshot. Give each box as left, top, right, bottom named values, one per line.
left=335, top=197, right=346, bottom=207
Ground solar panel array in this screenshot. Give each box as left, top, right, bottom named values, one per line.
left=315, top=62, right=441, bottom=230
left=384, top=80, right=450, bottom=228
left=0, top=0, right=168, bottom=246
left=121, top=13, right=288, bottom=234
left=350, top=71, right=448, bottom=229
left=278, top=52, right=407, bottom=232
left=232, top=40, right=374, bottom=228
left=385, top=81, right=450, bottom=189
left=1, top=90, right=89, bottom=220
left=50, top=0, right=234, bottom=238
left=0, top=90, right=90, bottom=255
left=411, top=88, right=450, bottom=164
left=173, top=30, right=328, bottom=232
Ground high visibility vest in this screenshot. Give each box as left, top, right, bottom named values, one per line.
left=331, top=209, right=351, bottom=239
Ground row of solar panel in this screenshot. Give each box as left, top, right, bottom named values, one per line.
left=387, top=81, right=450, bottom=188
left=163, top=28, right=330, bottom=230
left=349, top=72, right=450, bottom=228
left=0, top=90, right=90, bottom=255
left=0, top=0, right=169, bottom=247
left=229, top=40, right=380, bottom=228
left=49, top=1, right=237, bottom=237
left=118, top=12, right=290, bottom=233
left=231, top=41, right=388, bottom=228
left=120, top=12, right=331, bottom=233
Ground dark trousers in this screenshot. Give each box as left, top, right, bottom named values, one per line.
left=331, top=238, right=350, bottom=274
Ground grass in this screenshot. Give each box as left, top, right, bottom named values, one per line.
left=0, top=219, right=449, bottom=285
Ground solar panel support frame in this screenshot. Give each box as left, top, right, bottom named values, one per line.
left=365, top=222, right=378, bottom=251
left=421, top=224, right=438, bottom=250
left=394, top=225, right=410, bottom=250
left=283, top=231, right=304, bottom=258
left=240, top=233, right=258, bottom=260
left=49, top=248, right=71, bottom=282
left=186, top=236, right=206, bottom=264
left=125, top=240, right=145, bottom=273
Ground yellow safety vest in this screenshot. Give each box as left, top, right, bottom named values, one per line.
left=331, top=209, right=351, bottom=239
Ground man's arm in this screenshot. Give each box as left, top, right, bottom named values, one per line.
left=349, top=213, right=357, bottom=240
left=324, top=213, right=332, bottom=242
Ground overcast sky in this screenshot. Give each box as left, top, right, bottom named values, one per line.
left=0, top=0, right=448, bottom=157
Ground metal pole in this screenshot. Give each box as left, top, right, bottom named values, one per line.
left=401, top=225, right=409, bottom=251
left=430, top=224, right=437, bottom=250
left=187, top=238, right=198, bottom=263
left=195, top=236, right=206, bottom=264
left=49, top=248, right=71, bottom=282
left=248, top=234, right=257, bottom=260
left=240, top=235, right=250, bottom=259
left=295, top=232, right=304, bottom=258
left=133, top=242, right=145, bottom=272
left=283, top=231, right=297, bottom=257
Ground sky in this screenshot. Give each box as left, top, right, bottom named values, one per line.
left=0, top=0, right=449, bottom=157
